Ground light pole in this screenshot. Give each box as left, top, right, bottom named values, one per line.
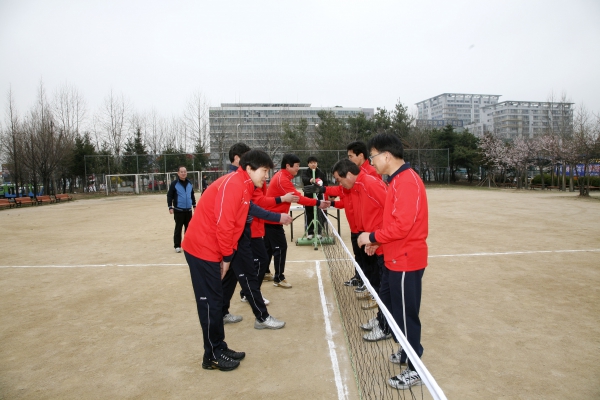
left=236, top=124, right=241, bottom=142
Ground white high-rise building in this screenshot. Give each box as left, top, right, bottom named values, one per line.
left=470, top=100, right=574, bottom=139
left=415, top=93, right=501, bottom=130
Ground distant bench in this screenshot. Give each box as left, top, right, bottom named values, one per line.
left=55, top=193, right=73, bottom=202
left=36, top=195, right=55, bottom=205
left=15, top=197, right=35, bottom=207
left=0, top=198, right=14, bottom=209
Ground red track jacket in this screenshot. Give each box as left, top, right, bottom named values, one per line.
left=360, top=162, right=381, bottom=179
left=372, top=165, right=428, bottom=272
left=352, top=172, right=387, bottom=255
left=325, top=185, right=357, bottom=233
left=182, top=167, right=254, bottom=262
left=250, top=182, right=279, bottom=238
left=264, top=169, right=318, bottom=224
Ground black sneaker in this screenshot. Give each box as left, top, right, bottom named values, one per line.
left=202, top=353, right=240, bottom=371
left=222, top=348, right=246, bottom=361
left=344, top=277, right=362, bottom=287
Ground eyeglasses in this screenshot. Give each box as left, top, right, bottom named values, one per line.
left=368, top=152, right=385, bottom=162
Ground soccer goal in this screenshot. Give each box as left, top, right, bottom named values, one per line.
left=104, top=171, right=202, bottom=195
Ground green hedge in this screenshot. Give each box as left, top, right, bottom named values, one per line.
left=532, top=174, right=600, bottom=186
left=574, top=176, right=600, bottom=187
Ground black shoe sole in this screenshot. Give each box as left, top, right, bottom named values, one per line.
left=201, top=362, right=240, bottom=371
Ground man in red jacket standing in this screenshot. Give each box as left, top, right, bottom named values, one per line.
left=343, top=141, right=382, bottom=289
left=330, top=159, right=389, bottom=338
left=182, top=149, right=274, bottom=372
left=264, top=153, right=330, bottom=288
left=357, top=134, right=428, bottom=390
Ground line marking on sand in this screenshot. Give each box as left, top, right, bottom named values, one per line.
left=0, top=263, right=188, bottom=268
left=1, top=249, right=598, bottom=268
left=315, top=260, right=347, bottom=400
left=428, top=248, right=600, bottom=258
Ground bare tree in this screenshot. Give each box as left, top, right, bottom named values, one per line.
left=53, top=83, right=87, bottom=137
left=52, top=83, right=87, bottom=192
left=138, top=109, right=164, bottom=155
left=183, top=91, right=210, bottom=151
left=94, top=90, right=129, bottom=157
left=26, top=81, right=74, bottom=194
left=0, top=88, right=25, bottom=189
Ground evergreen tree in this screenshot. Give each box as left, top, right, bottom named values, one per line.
left=69, top=132, right=96, bottom=191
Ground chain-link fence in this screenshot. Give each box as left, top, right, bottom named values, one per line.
left=84, top=149, right=449, bottom=194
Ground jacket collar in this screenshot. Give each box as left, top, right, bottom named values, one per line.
left=387, top=162, right=411, bottom=183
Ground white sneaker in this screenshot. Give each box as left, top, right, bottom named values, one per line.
left=223, top=313, right=243, bottom=324
left=273, top=279, right=292, bottom=288
left=388, top=369, right=422, bottom=390
left=241, top=295, right=269, bottom=306
left=306, top=234, right=314, bottom=239
left=363, top=324, right=392, bottom=342
left=175, top=247, right=182, bottom=253
left=254, top=315, right=285, bottom=330
left=360, top=317, right=378, bottom=331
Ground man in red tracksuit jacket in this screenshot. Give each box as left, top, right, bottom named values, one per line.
left=344, top=141, right=382, bottom=288
left=330, top=159, right=389, bottom=327
left=181, top=149, right=274, bottom=372
left=358, top=134, right=428, bottom=391
left=264, top=153, right=330, bottom=288
left=309, top=141, right=382, bottom=289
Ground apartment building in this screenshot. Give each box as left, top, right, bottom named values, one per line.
left=416, top=93, right=501, bottom=130
left=208, top=103, right=374, bottom=167
left=469, top=101, right=574, bottom=139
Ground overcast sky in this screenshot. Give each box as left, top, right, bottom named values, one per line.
left=1, top=0, right=599, bottom=125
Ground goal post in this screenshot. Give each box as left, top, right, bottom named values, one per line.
left=104, top=171, right=203, bottom=195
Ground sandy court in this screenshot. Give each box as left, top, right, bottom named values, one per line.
left=1, top=187, right=599, bottom=399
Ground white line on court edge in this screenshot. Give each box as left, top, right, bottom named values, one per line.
left=428, top=248, right=600, bottom=258
left=315, top=260, right=347, bottom=400
left=1, top=248, right=598, bottom=268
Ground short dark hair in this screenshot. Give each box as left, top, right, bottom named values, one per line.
left=332, top=159, right=360, bottom=178
left=347, top=141, right=368, bottom=159
left=281, top=153, right=300, bottom=170
left=366, top=133, right=404, bottom=159
left=177, top=165, right=187, bottom=172
left=229, top=143, right=251, bottom=162
left=240, top=149, right=274, bottom=170
left=307, top=156, right=318, bottom=163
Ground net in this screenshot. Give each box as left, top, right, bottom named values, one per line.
left=320, top=210, right=446, bottom=400
left=104, top=172, right=202, bottom=195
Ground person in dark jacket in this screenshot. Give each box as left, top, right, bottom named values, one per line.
left=301, top=156, right=328, bottom=238
left=167, top=166, right=196, bottom=253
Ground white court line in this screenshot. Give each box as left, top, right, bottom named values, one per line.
left=315, top=260, right=347, bottom=400
left=1, top=249, right=598, bottom=268
left=428, top=248, right=600, bottom=258
left=0, top=263, right=187, bottom=268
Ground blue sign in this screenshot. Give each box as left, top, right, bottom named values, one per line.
left=556, top=164, right=600, bottom=177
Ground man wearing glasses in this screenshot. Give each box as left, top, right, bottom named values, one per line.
left=357, top=133, right=429, bottom=391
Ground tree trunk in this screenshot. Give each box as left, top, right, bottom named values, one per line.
left=569, top=163, right=574, bottom=192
